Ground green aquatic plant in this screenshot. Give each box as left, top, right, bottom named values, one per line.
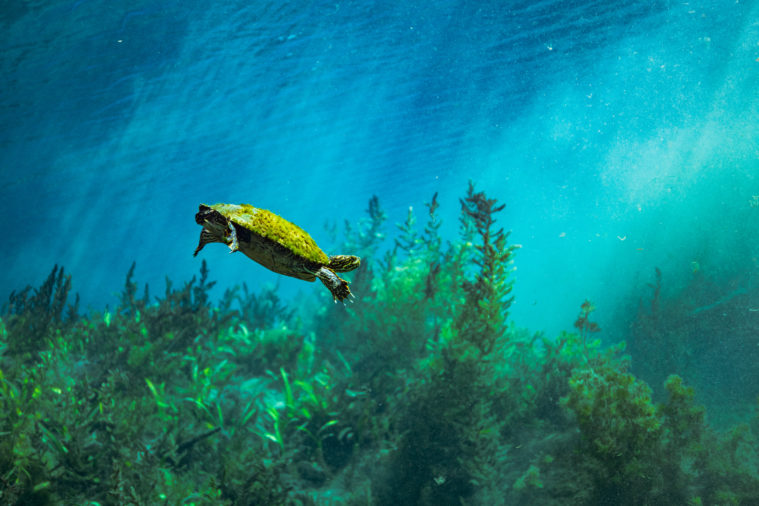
left=513, top=464, right=543, bottom=491
left=395, top=204, right=421, bottom=255
left=235, top=282, right=294, bottom=330
left=422, top=192, right=443, bottom=299
left=658, top=375, right=759, bottom=504
left=264, top=368, right=341, bottom=465
left=561, top=336, right=759, bottom=505
left=628, top=267, right=693, bottom=392
left=0, top=361, right=53, bottom=504
left=0, top=260, right=303, bottom=504
left=562, top=348, right=662, bottom=499
left=256, top=340, right=374, bottom=478
left=315, top=194, right=445, bottom=380
left=3, top=265, right=78, bottom=358
left=338, top=194, right=387, bottom=295
left=574, top=299, right=601, bottom=348
left=455, top=180, right=519, bottom=354
left=628, top=259, right=759, bottom=424
left=378, top=182, right=518, bottom=505
left=3, top=184, right=759, bottom=505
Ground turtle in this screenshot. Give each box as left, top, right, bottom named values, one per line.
left=193, top=203, right=360, bottom=301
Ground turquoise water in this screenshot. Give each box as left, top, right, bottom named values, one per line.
left=2, top=1, right=759, bottom=503
left=3, top=0, right=756, bottom=335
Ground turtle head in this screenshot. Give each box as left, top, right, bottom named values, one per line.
left=194, top=204, right=233, bottom=256
left=196, top=204, right=221, bottom=225
left=328, top=255, right=361, bottom=273
left=195, top=204, right=230, bottom=232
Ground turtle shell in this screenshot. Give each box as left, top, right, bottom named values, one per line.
left=196, top=202, right=360, bottom=299
left=208, top=203, right=329, bottom=273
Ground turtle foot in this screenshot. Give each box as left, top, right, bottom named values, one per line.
left=314, top=266, right=352, bottom=302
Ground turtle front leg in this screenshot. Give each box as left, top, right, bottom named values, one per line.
left=226, top=222, right=239, bottom=253
left=312, top=266, right=353, bottom=302
left=194, top=229, right=217, bottom=257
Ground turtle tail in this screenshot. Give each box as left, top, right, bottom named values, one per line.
left=314, top=266, right=353, bottom=302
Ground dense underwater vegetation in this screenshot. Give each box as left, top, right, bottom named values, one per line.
left=2, top=184, right=759, bottom=505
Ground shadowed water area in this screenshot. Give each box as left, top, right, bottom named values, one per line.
left=2, top=0, right=759, bottom=504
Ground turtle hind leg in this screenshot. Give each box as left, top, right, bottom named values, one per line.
left=313, top=266, right=352, bottom=302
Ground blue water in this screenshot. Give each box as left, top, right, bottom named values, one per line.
left=2, top=0, right=758, bottom=337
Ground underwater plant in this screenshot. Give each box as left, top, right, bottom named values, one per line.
left=3, top=265, right=78, bottom=358
left=628, top=264, right=759, bottom=424
left=2, top=184, right=759, bottom=505
left=375, top=182, right=519, bottom=505
left=0, top=261, right=294, bottom=504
